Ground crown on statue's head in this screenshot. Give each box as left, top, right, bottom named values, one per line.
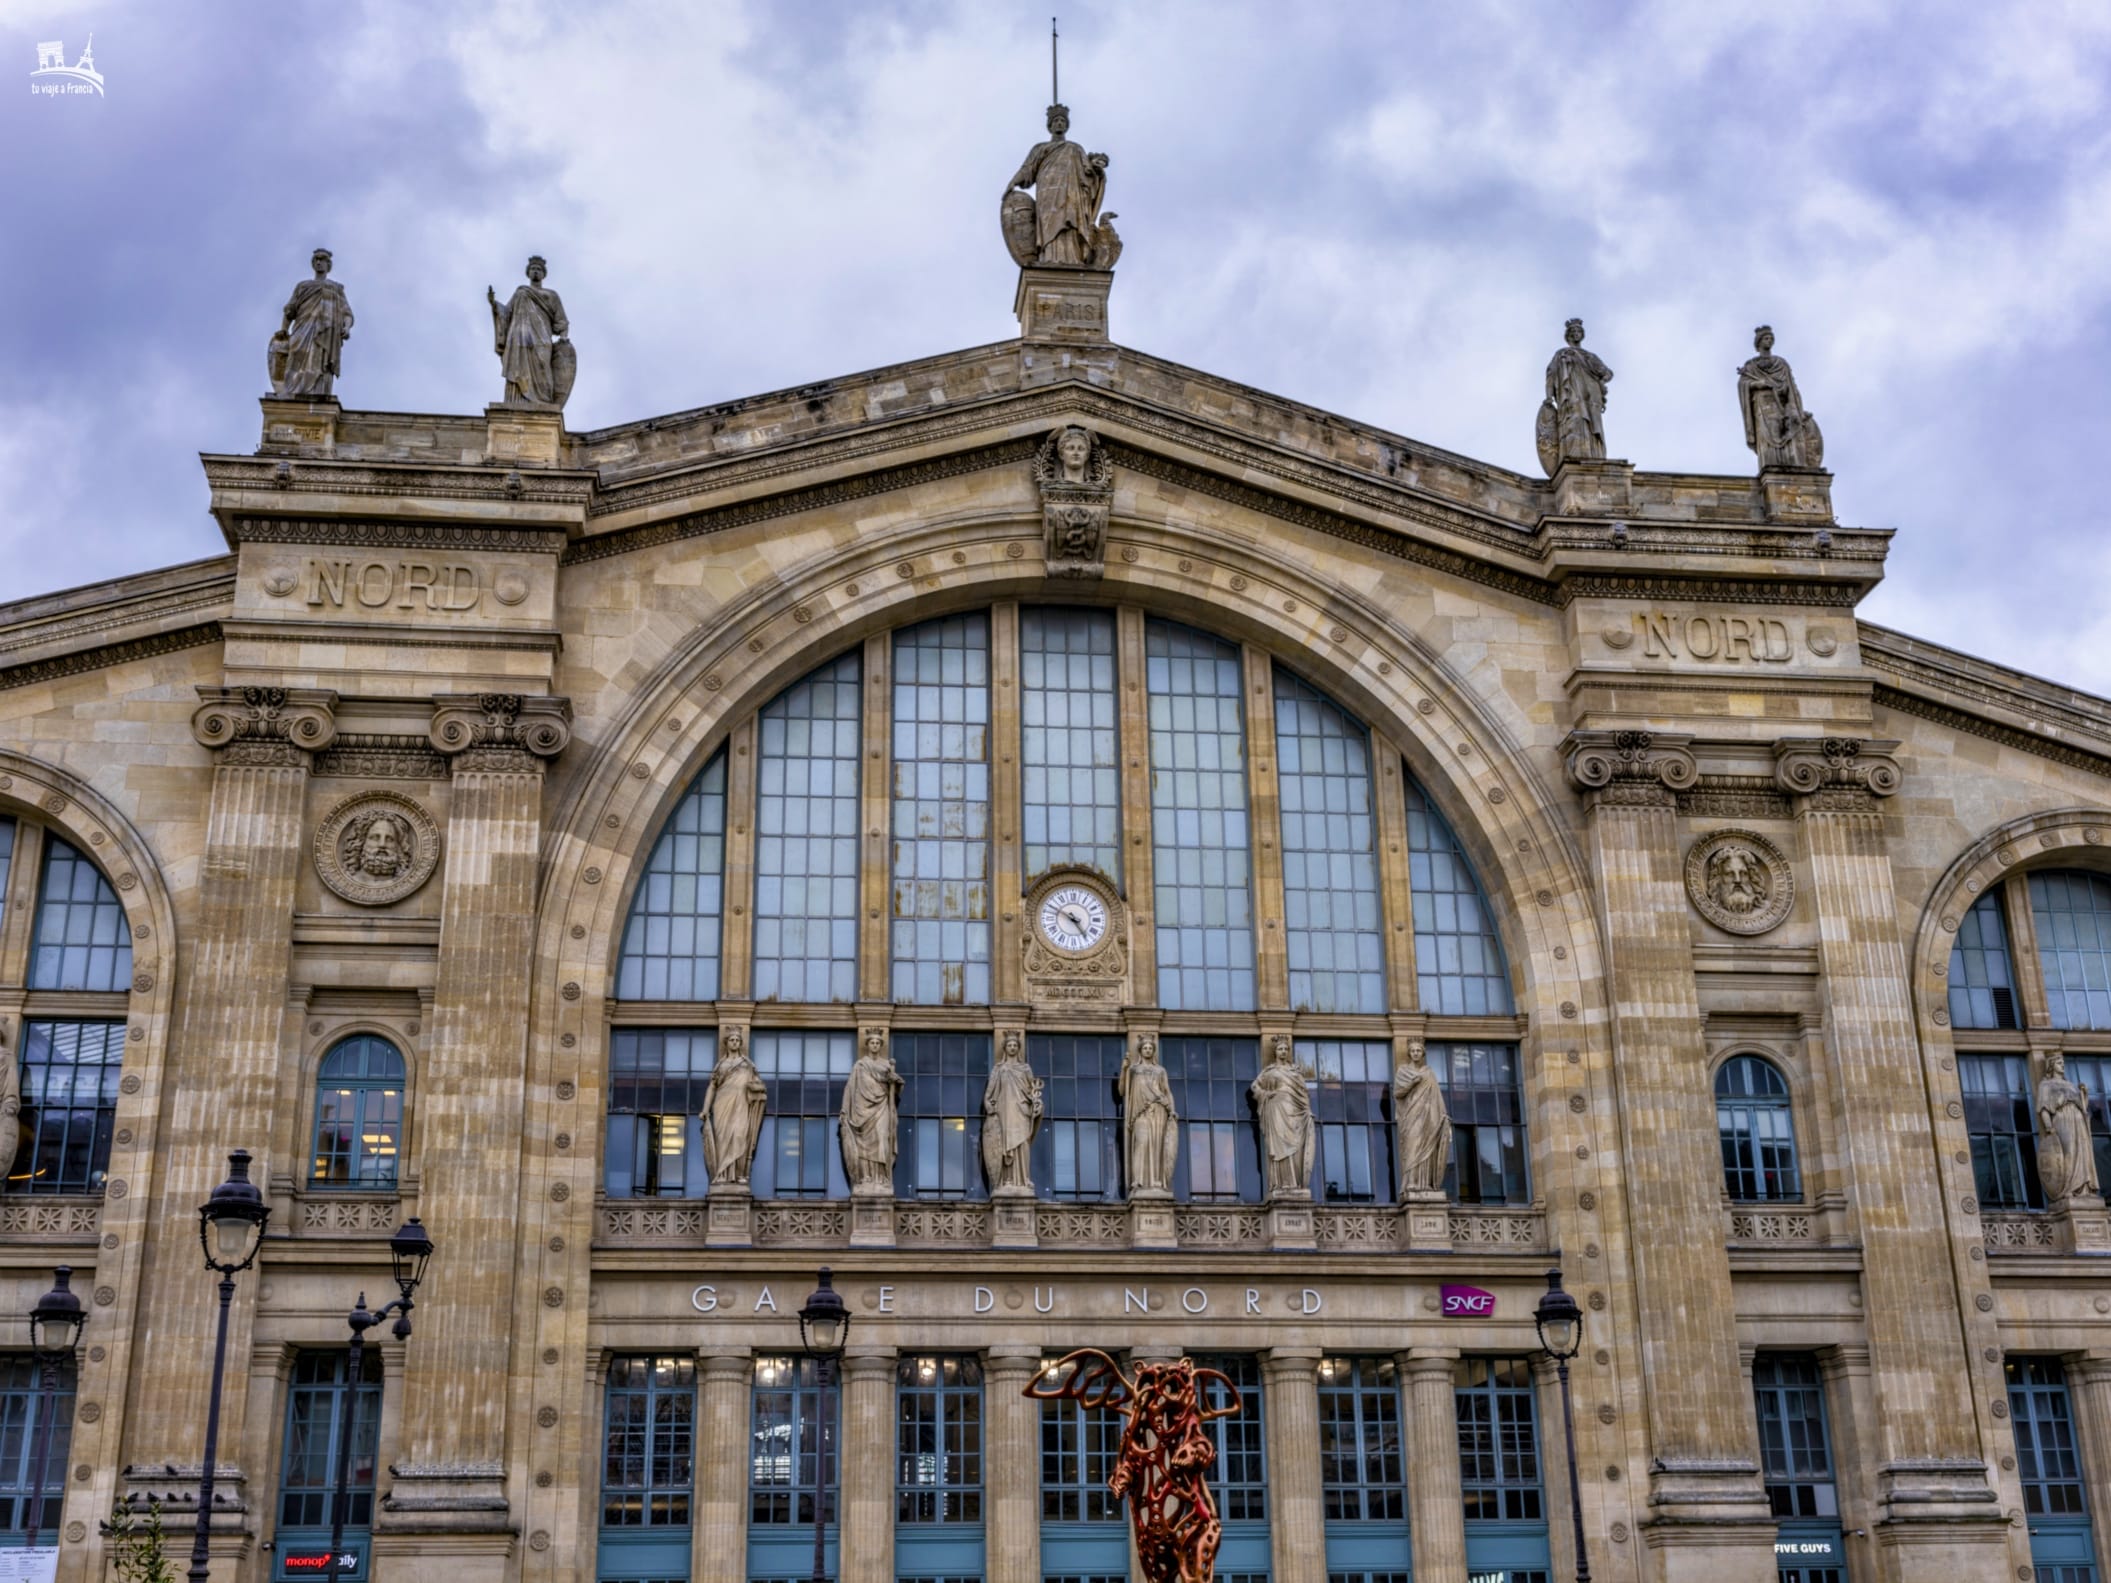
left=1046, top=102, right=1070, bottom=128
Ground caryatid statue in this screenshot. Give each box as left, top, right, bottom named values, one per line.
left=0, top=1036, right=19, bottom=1191
left=700, top=1029, right=766, bottom=1188
left=1391, top=1039, right=1453, bottom=1196
left=487, top=255, right=575, bottom=409
left=1536, top=317, right=1613, bottom=475
left=840, top=1028, right=904, bottom=1190
left=1249, top=1035, right=1315, bottom=1197
left=981, top=1031, right=1045, bottom=1191
left=2036, top=1052, right=2102, bottom=1204
left=268, top=248, right=353, bottom=399
left=1737, top=325, right=1825, bottom=471
left=1003, top=103, right=1120, bottom=270
left=1119, top=1033, right=1179, bottom=1195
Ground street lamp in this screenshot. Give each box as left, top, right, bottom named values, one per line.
left=1534, top=1266, right=1590, bottom=1583
left=189, top=1149, right=270, bottom=1583
left=23, top=1265, right=85, bottom=1550
left=323, top=1216, right=434, bottom=1583
left=796, top=1268, right=850, bottom=1583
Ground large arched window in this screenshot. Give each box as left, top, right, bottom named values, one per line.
left=603, top=608, right=1524, bottom=1211
left=1, top=813, right=133, bottom=1195
left=309, top=1035, right=405, bottom=1189
left=1716, top=1055, right=1801, bottom=1203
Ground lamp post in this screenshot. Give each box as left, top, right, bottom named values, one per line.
left=795, top=1268, right=849, bottom=1583
left=323, top=1217, right=434, bottom=1583
left=189, top=1149, right=270, bottom=1583
left=1534, top=1266, right=1590, bottom=1583
left=23, top=1265, right=85, bottom=1551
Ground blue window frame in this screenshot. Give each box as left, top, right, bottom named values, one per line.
left=891, top=614, right=992, bottom=1006
left=0, top=1355, right=72, bottom=1536
left=615, top=751, right=727, bottom=1002
left=309, top=1034, right=405, bottom=1189
left=1029, top=1034, right=1123, bottom=1202
left=1146, top=620, right=1255, bottom=1011
left=1457, top=1357, right=1553, bottom=1583
left=16, top=1020, right=122, bottom=1194
left=750, top=1354, right=835, bottom=1526
left=895, top=1354, right=983, bottom=1524
left=1196, top=1353, right=1271, bottom=1578
left=603, top=1029, right=714, bottom=1200
left=753, top=650, right=862, bottom=1005
left=2008, top=1357, right=2099, bottom=1583
left=1753, top=1354, right=1838, bottom=1520
left=29, top=837, right=131, bottom=993
left=601, top=1356, right=695, bottom=1528
left=1404, top=777, right=1510, bottom=1015
left=1038, top=1353, right=1124, bottom=1583
left=273, top=1347, right=381, bottom=1581
left=894, top=1033, right=991, bottom=1200
left=1318, top=1357, right=1403, bottom=1522
left=1274, top=668, right=1386, bottom=1014
left=1432, top=1042, right=1529, bottom=1205
left=1162, top=1037, right=1261, bottom=1204
left=1309, top=1039, right=1394, bottom=1203
left=1960, top=1054, right=2042, bottom=1210
left=1020, top=607, right=1120, bottom=880
left=1948, top=890, right=2019, bottom=1030
left=753, top=1031, right=852, bottom=1200
left=2030, top=870, right=2111, bottom=1030
left=1716, top=1056, right=1801, bottom=1203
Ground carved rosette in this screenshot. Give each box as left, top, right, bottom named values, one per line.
left=1562, top=728, right=1697, bottom=809
left=1034, top=424, right=1114, bottom=579
left=191, top=685, right=339, bottom=766
left=314, top=790, right=442, bottom=906
left=1022, top=864, right=1130, bottom=1007
left=1773, top=737, right=1901, bottom=808
left=428, top=692, right=573, bottom=773
left=1683, top=828, right=1793, bottom=936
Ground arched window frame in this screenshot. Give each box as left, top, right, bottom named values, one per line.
left=306, top=1032, right=409, bottom=1191
left=1714, top=1051, right=1803, bottom=1204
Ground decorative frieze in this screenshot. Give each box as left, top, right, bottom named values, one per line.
left=298, top=1195, right=405, bottom=1235
left=1726, top=1207, right=1818, bottom=1245
left=1981, top=1212, right=2059, bottom=1252
left=0, top=1196, right=101, bottom=1241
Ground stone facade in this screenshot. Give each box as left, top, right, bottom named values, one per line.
left=0, top=264, right=2107, bottom=1583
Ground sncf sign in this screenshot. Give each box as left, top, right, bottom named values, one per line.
left=1440, top=1283, right=1497, bottom=1317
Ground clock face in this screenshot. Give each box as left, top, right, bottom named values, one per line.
left=1037, top=884, right=1110, bottom=953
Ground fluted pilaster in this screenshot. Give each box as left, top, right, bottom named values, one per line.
left=694, top=1351, right=752, bottom=1583
left=1263, top=1349, right=1325, bottom=1583
left=984, top=1345, right=1042, bottom=1583
left=1402, top=1349, right=1466, bottom=1583
left=839, top=1348, right=896, bottom=1583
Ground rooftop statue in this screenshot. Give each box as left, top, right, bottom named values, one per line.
left=487, top=255, right=575, bottom=410
left=1537, top=317, right=1613, bottom=475
left=1738, top=324, right=1825, bottom=471
left=1003, top=103, right=1119, bottom=270
left=268, top=248, right=353, bottom=399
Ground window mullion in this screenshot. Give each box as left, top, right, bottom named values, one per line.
left=2003, top=872, right=2054, bottom=1029
left=858, top=634, right=892, bottom=1004
left=718, top=715, right=758, bottom=1003
left=1371, top=743, right=1421, bottom=1014
left=0, top=821, right=46, bottom=989
left=1114, top=607, right=1157, bottom=1000
left=990, top=602, right=1025, bottom=1006
left=1244, top=646, right=1290, bottom=1012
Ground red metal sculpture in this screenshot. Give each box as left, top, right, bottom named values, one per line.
left=1024, top=1349, right=1243, bottom=1583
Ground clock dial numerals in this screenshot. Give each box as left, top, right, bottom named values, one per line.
left=1038, top=885, right=1109, bottom=951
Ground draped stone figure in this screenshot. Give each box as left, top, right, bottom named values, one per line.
left=840, top=1029, right=904, bottom=1189
left=1003, top=104, right=1115, bottom=269
left=0, top=1044, right=19, bottom=1190
left=268, top=248, right=353, bottom=398
left=1392, top=1039, right=1453, bottom=1196
left=487, top=256, right=573, bottom=409
left=2037, top=1052, right=2101, bottom=1204
left=700, top=1029, right=766, bottom=1188
left=1536, top=317, right=1613, bottom=474
left=981, top=1031, right=1044, bottom=1191
left=1737, top=325, right=1824, bottom=471
left=1249, top=1035, right=1315, bottom=1196
left=1120, top=1034, right=1179, bottom=1195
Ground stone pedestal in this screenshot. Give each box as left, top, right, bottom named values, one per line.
left=1551, top=456, right=1633, bottom=517
left=705, top=1181, right=754, bottom=1247
left=1266, top=1188, right=1316, bottom=1251
left=1129, top=1188, right=1176, bottom=1251
left=484, top=403, right=564, bottom=467
left=2050, top=1193, right=2111, bottom=1254
left=259, top=394, right=340, bottom=455
left=1014, top=265, right=1112, bottom=344
left=990, top=1184, right=1038, bottom=1249
left=849, top=1182, right=896, bottom=1248
left=1759, top=466, right=1834, bottom=523
left=376, top=1464, right=515, bottom=1583
left=1400, top=1188, right=1451, bottom=1253
left=1639, top=1459, right=1780, bottom=1583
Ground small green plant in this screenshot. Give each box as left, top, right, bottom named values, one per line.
left=102, top=1496, right=176, bottom=1583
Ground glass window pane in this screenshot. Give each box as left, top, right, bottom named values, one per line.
left=1028, top=1035, right=1124, bottom=1202
left=0, top=1354, right=74, bottom=1534
left=1163, top=1037, right=1261, bottom=1203
left=615, top=753, right=727, bottom=1003
left=1948, top=891, right=2019, bottom=1030
left=1714, top=1056, right=1802, bottom=1203
left=1960, top=1054, right=2043, bottom=1210
left=750, top=1353, right=837, bottom=1527
left=896, top=1355, right=984, bottom=1525
left=1307, top=1039, right=1394, bottom=1202
left=603, top=1029, right=716, bottom=1200
left=1405, top=779, right=1511, bottom=1015
left=894, top=1034, right=991, bottom=1200
left=2030, top=870, right=2111, bottom=1030
left=29, top=838, right=131, bottom=993
left=891, top=616, right=991, bottom=1006
left=277, top=1348, right=382, bottom=1531
left=752, top=1030, right=854, bottom=1200
left=1318, top=1357, right=1403, bottom=1522
left=1275, top=670, right=1386, bottom=1014
left=1454, top=1356, right=1545, bottom=1523
left=601, top=1354, right=696, bottom=1529
left=309, top=1034, right=408, bottom=1189
left=15, top=1021, right=123, bottom=1194
left=2006, top=1357, right=2091, bottom=1520
left=754, top=651, right=863, bottom=1005
left=1429, top=1042, right=1528, bottom=1205
left=1021, top=608, right=1121, bottom=881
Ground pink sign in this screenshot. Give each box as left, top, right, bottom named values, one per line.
left=1440, top=1283, right=1496, bottom=1317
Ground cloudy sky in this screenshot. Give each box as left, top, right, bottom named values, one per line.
left=5, top=1, right=2110, bottom=690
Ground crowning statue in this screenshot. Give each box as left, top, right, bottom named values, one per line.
left=1536, top=317, right=1613, bottom=475
left=1249, top=1035, right=1315, bottom=1196
left=1003, top=103, right=1119, bottom=270
left=1120, top=1034, right=1180, bottom=1195
left=981, top=1031, right=1045, bottom=1191
left=1392, top=1039, right=1453, bottom=1195
left=2037, top=1052, right=2102, bottom=1204
left=487, top=256, right=575, bottom=409
left=268, top=248, right=353, bottom=398
left=1737, top=325, right=1824, bottom=471
left=700, top=1029, right=766, bottom=1188
left=840, top=1029, right=904, bottom=1190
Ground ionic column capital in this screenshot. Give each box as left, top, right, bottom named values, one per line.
left=1773, top=736, right=1902, bottom=805
left=428, top=692, right=572, bottom=770
left=192, top=684, right=338, bottom=762
left=1562, top=728, right=1697, bottom=808
left=698, top=1350, right=753, bottom=1382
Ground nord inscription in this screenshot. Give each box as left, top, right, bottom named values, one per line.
left=302, top=558, right=485, bottom=612
left=1634, top=612, right=1793, bottom=663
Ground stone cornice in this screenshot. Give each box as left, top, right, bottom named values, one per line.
left=1863, top=620, right=2111, bottom=775
left=0, top=622, right=222, bottom=693
left=222, top=516, right=571, bottom=554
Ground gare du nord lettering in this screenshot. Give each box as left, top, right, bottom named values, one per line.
left=303, top=556, right=485, bottom=611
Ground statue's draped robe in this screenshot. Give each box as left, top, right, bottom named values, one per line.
left=2039, top=1074, right=2101, bottom=1201
left=1738, top=354, right=1813, bottom=468
left=1008, top=135, right=1104, bottom=266
left=840, top=1055, right=900, bottom=1183
left=703, top=1053, right=766, bottom=1185
left=1120, top=1059, right=1178, bottom=1192
left=1250, top=1063, right=1314, bottom=1191
left=981, top=1059, right=1042, bottom=1187
left=1392, top=1065, right=1453, bottom=1193
left=1545, top=345, right=1612, bottom=460
left=494, top=283, right=568, bottom=406
left=279, top=278, right=352, bottom=397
